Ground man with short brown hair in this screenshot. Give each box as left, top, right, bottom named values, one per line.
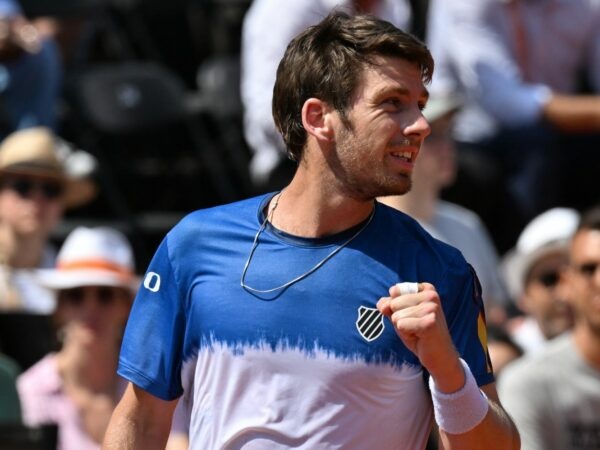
left=104, top=12, right=519, bottom=449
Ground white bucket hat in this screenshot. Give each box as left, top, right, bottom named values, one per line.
left=38, top=226, right=139, bottom=292
left=422, top=92, right=463, bottom=123
left=502, top=207, right=580, bottom=299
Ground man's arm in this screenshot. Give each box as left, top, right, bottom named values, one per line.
left=437, top=383, right=520, bottom=450
left=102, top=383, right=178, bottom=450
left=542, top=94, right=600, bottom=133
left=377, top=283, right=520, bottom=450
left=430, top=0, right=600, bottom=136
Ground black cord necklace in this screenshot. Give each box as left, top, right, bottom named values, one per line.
left=240, top=193, right=376, bottom=294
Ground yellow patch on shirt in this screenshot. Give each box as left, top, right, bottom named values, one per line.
left=477, top=313, right=493, bottom=373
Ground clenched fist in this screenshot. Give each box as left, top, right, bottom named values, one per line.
left=377, top=282, right=465, bottom=393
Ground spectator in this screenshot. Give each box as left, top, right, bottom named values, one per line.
left=0, top=127, right=96, bottom=313
left=16, top=226, right=138, bottom=450
left=0, top=0, right=62, bottom=136
left=379, top=92, right=510, bottom=324
left=427, top=0, right=600, bottom=252
left=502, top=207, right=580, bottom=354
left=241, top=0, right=412, bottom=190
left=498, top=205, right=600, bottom=450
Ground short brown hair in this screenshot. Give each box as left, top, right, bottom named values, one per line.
left=272, top=11, right=434, bottom=162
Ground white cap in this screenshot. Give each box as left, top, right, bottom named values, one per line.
left=502, top=208, right=580, bottom=299
left=422, top=92, right=463, bottom=123
left=38, top=226, right=139, bottom=292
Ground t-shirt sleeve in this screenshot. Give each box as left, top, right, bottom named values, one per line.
left=118, top=235, right=186, bottom=401
left=445, top=261, right=495, bottom=387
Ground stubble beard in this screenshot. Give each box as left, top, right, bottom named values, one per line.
left=330, top=126, right=413, bottom=200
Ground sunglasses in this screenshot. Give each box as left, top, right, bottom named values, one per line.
left=575, top=262, right=600, bottom=278
left=534, top=271, right=561, bottom=288
left=59, top=286, right=124, bottom=307
left=1, top=177, right=64, bottom=200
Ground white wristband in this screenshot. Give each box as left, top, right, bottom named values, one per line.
left=428, top=358, right=489, bottom=435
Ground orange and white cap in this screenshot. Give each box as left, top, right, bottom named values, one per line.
left=38, top=226, right=139, bottom=292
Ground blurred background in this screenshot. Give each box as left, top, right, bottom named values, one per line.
left=11, top=0, right=256, bottom=268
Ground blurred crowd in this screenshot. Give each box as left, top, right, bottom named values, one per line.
left=0, top=0, right=599, bottom=449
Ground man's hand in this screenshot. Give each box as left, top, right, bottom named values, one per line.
left=377, top=282, right=464, bottom=393
left=378, top=283, right=521, bottom=448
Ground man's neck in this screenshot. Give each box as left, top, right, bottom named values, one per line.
left=271, top=171, right=375, bottom=238
left=573, top=326, right=600, bottom=371
left=9, top=233, right=48, bottom=268
left=0, top=230, right=47, bottom=269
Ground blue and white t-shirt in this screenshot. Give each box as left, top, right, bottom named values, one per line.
left=118, top=194, right=494, bottom=449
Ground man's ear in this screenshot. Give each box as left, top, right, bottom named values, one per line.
left=301, top=98, right=335, bottom=142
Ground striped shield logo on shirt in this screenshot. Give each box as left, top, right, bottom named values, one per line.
left=356, top=306, right=385, bottom=342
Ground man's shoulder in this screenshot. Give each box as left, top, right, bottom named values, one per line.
left=377, top=202, right=469, bottom=274
left=377, top=202, right=434, bottom=242
left=169, top=194, right=269, bottom=237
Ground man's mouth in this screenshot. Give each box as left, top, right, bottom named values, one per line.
left=391, top=151, right=415, bottom=163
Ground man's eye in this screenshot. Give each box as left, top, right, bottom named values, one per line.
left=383, top=98, right=402, bottom=108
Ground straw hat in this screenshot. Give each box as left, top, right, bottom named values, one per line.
left=37, top=226, right=139, bottom=293
left=0, top=127, right=97, bottom=208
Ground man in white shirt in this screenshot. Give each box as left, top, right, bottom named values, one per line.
left=427, top=0, right=600, bottom=252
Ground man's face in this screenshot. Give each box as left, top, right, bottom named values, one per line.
left=565, top=229, right=600, bottom=334
left=521, top=252, right=573, bottom=340
left=0, top=174, right=65, bottom=238
left=327, top=56, right=430, bottom=200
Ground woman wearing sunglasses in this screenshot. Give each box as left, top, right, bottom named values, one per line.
left=16, top=226, right=138, bottom=450
left=0, top=127, right=96, bottom=312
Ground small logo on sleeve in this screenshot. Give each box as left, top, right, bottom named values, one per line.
left=356, top=306, right=385, bottom=342
left=143, top=272, right=161, bottom=292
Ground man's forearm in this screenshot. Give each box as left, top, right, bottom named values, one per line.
left=543, top=94, right=600, bottom=133
left=102, top=383, right=176, bottom=450
left=102, top=408, right=171, bottom=450
left=102, top=413, right=137, bottom=450
left=438, top=386, right=520, bottom=450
